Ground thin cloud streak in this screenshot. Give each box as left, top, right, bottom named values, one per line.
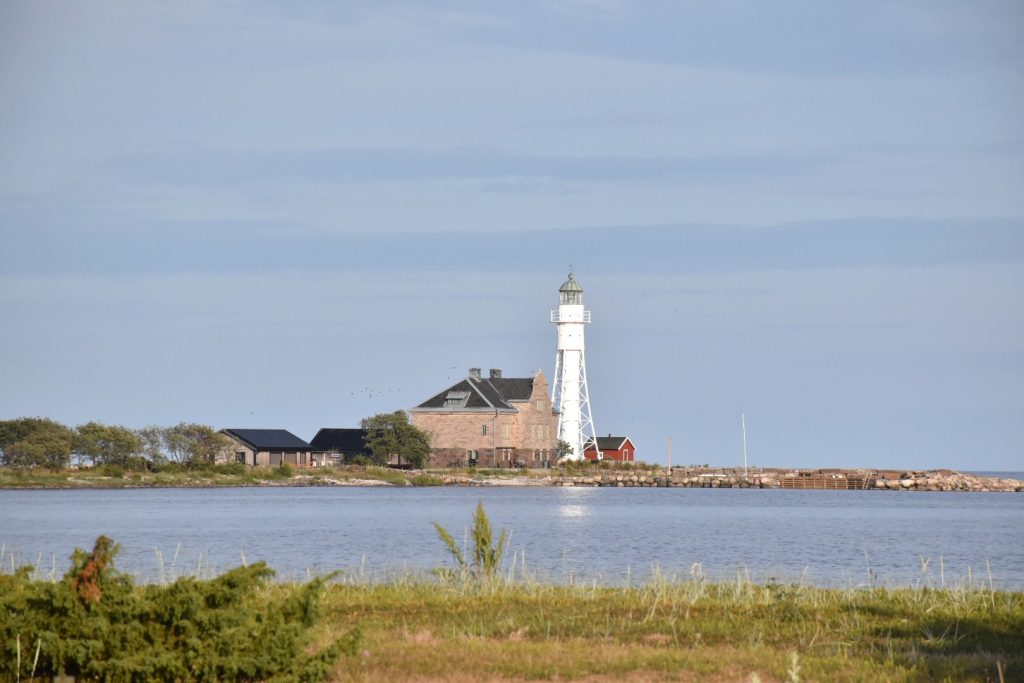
left=100, top=145, right=838, bottom=187
left=2, top=219, right=1021, bottom=277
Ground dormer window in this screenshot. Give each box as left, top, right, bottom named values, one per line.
left=444, top=390, right=470, bottom=408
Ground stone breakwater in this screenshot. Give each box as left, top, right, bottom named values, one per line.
left=552, top=467, right=1024, bottom=492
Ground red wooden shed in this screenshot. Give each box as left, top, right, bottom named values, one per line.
left=583, top=435, right=636, bottom=462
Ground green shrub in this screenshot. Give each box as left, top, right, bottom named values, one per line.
left=558, top=459, right=595, bottom=475
left=363, top=466, right=406, bottom=485
left=120, top=455, right=154, bottom=472
left=275, top=463, right=295, bottom=478
left=150, top=461, right=185, bottom=474
left=410, top=474, right=443, bottom=486
left=0, top=536, right=359, bottom=682
left=347, top=455, right=372, bottom=466
left=215, top=462, right=248, bottom=476
left=99, top=464, right=125, bottom=478
left=473, top=468, right=518, bottom=478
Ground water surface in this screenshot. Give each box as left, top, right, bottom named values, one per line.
left=1, top=487, right=1021, bottom=587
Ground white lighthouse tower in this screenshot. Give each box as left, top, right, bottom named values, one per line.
left=550, top=273, right=596, bottom=462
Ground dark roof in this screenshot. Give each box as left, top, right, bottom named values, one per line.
left=309, top=428, right=369, bottom=453
left=584, top=436, right=632, bottom=451
left=414, top=375, right=537, bottom=411
left=486, top=378, right=535, bottom=401
left=221, top=428, right=313, bottom=451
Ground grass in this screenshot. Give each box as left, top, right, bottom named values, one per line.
left=0, top=465, right=269, bottom=489
left=2, top=533, right=1022, bottom=681
left=410, top=473, right=445, bottom=486
left=0, top=463, right=683, bottom=490
left=429, top=467, right=552, bottom=480
left=0, top=465, right=553, bottom=489
left=0, top=465, right=416, bottom=489
left=317, top=576, right=1023, bottom=682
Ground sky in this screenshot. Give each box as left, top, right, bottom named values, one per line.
left=1, top=1, right=1022, bottom=470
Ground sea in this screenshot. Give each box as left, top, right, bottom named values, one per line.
left=2, top=484, right=1023, bottom=588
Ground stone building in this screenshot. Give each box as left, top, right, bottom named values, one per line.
left=411, top=368, right=559, bottom=468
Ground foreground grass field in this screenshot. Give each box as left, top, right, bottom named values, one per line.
left=318, top=578, right=1022, bottom=682
left=3, top=547, right=1021, bottom=681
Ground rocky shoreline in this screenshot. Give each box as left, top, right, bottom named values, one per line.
left=3, top=467, right=1020, bottom=491
left=549, top=467, right=1024, bottom=492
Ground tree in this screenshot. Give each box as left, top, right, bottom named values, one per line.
left=359, top=411, right=431, bottom=468
left=136, top=426, right=167, bottom=464
left=0, top=418, right=42, bottom=453
left=0, top=417, right=74, bottom=469
left=162, top=423, right=231, bottom=465
left=74, top=422, right=141, bottom=467
left=556, top=439, right=574, bottom=461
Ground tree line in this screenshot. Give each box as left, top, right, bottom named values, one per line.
left=0, top=418, right=230, bottom=470
left=0, top=412, right=435, bottom=471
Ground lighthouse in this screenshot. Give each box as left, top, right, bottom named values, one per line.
left=550, top=273, right=596, bottom=462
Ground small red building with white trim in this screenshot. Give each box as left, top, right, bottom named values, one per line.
left=583, top=435, right=636, bottom=462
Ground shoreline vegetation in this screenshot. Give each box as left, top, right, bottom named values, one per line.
left=2, top=417, right=1021, bottom=493
left=1, top=463, right=1021, bottom=492
left=2, top=531, right=1022, bottom=682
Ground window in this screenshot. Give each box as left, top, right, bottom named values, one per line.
left=445, top=390, right=470, bottom=407
left=482, top=424, right=488, bottom=435
left=535, top=399, right=544, bottom=412
left=501, top=423, right=511, bottom=440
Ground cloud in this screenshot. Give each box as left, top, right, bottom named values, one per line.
left=99, top=145, right=846, bottom=188
left=300, top=1, right=1024, bottom=77
left=2, top=217, right=1021, bottom=277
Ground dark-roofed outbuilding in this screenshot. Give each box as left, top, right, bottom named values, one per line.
left=309, top=428, right=370, bottom=465
left=220, top=428, right=322, bottom=467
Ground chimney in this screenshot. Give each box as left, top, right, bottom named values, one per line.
left=468, top=368, right=482, bottom=380
left=489, top=368, right=502, bottom=379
